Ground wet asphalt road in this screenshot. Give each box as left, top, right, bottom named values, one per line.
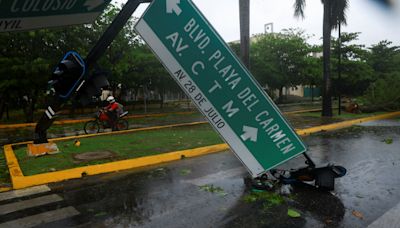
left=1, top=119, right=399, bottom=227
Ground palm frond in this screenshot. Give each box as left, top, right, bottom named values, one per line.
left=330, top=0, right=349, bottom=29
left=293, top=0, right=306, bottom=19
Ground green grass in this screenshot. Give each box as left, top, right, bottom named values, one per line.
left=14, top=124, right=222, bottom=176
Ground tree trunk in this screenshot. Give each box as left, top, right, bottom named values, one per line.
left=311, top=84, right=314, bottom=102
left=278, top=86, right=284, bottom=104
left=322, top=0, right=333, bottom=117
left=160, top=86, right=165, bottom=109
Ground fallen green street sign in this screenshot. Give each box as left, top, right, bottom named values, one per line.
left=0, top=0, right=111, bottom=32
left=135, top=0, right=307, bottom=177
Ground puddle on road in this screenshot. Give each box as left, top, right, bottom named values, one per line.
left=222, top=182, right=344, bottom=228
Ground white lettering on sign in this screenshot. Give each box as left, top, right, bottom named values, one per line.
left=165, top=32, right=189, bottom=57
left=208, top=80, right=222, bottom=94
left=208, top=50, right=242, bottom=90
left=173, top=69, right=226, bottom=129
left=222, top=100, right=240, bottom=118
left=184, top=18, right=210, bottom=52
left=237, top=87, right=259, bottom=112
left=11, top=0, right=78, bottom=13
left=255, top=111, right=295, bottom=154
left=0, top=19, right=22, bottom=30
left=191, top=61, right=204, bottom=76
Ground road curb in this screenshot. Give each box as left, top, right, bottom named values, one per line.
left=4, top=143, right=229, bottom=189
left=3, top=111, right=400, bottom=190
left=0, top=187, right=12, bottom=193
left=296, top=111, right=400, bottom=136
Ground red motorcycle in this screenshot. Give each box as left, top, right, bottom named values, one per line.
left=84, top=109, right=129, bottom=134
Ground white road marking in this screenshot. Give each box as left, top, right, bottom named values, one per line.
left=0, top=206, right=80, bottom=228
left=0, top=194, right=63, bottom=215
left=0, top=185, right=51, bottom=201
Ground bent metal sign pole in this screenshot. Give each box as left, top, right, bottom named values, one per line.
left=135, top=0, right=307, bottom=177
left=0, top=0, right=111, bottom=32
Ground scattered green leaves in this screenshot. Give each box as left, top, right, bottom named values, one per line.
left=180, top=169, right=192, bottom=176
left=94, top=211, right=108, bottom=217
left=199, top=184, right=227, bottom=196
left=287, top=208, right=301, bottom=218
left=383, top=138, right=393, bottom=144
left=243, top=191, right=285, bottom=208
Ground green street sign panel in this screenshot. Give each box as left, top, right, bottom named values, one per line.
left=135, top=0, right=307, bottom=177
left=0, top=0, right=111, bottom=32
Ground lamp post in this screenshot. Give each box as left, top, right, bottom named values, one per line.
left=239, top=0, right=250, bottom=68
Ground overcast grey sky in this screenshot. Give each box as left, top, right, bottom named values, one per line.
left=113, top=0, right=400, bottom=46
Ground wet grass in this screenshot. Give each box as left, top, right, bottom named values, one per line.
left=13, top=124, right=222, bottom=176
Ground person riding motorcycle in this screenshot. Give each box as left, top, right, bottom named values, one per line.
left=104, top=96, right=122, bottom=130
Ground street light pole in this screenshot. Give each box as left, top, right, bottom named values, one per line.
left=239, top=0, right=250, bottom=68
left=338, top=23, right=342, bottom=115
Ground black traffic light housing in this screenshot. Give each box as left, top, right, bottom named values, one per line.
left=49, top=51, right=110, bottom=105
left=77, top=71, right=110, bottom=105
left=50, top=51, right=86, bottom=100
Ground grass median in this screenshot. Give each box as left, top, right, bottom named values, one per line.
left=13, top=124, right=222, bottom=176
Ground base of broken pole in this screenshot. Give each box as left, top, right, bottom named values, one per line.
left=27, top=142, right=60, bottom=157
left=247, top=164, right=346, bottom=192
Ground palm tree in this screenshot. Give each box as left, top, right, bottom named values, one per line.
left=294, top=0, right=348, bottom=117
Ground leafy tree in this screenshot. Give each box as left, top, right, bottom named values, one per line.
left=0, top=3, right=144, bottom=121
left=250, top=29, right=310, bottom=102
left=361, top=72, right=400, bottom=111
left=294, top=0, right=349, bottom=116
left=0, top=30, right=62, bottom=122
left=367, top=40, right=400, bottom=77
left=302, top=45, right=323, bottom=101
left=331, top=32, right=373, bottom=97
left=122, top=44, right=174, bottom=108
left=359, top=40, right=400, bottom=111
